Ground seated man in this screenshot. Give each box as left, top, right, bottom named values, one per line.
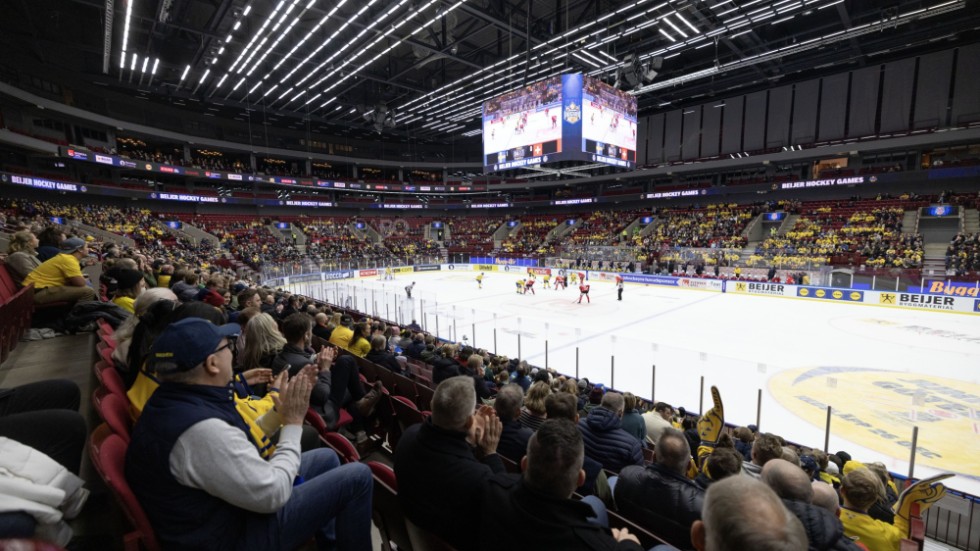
left=394, top=376, right=507, bottom=551
left=761, top=459, right=862, bottom=551
left=615, top=428, right=704, bottom=549
left=272, top=313, right=382, bottom=429
left=365, top=335, right=403, bottom=374
left=545, top=392, right=602, bottom=496
left=22, top=237, right=96, bottom=305
left=691, top=475, right=808, bottom=551
left=742, top=432, right=783, bottom=478
left=578, top=391, right=643, bottom=473
left=479, top=419, right=643, bottom=551
left=125, top=318, right=373, bottom=550
left=493, top=384, right=533, bottom=462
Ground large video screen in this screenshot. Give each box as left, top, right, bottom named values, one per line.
left=482, top=76, right=563, bottom=171
left=581, top=76, right=637, bottom=168
left=482, top=74, right=637, bottom=172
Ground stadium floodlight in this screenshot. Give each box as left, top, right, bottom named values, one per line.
left=140, top=57, right=149, bottom=73
left=242, top=4, right=252, bottom=15
left=658, top=28, right=676, bottom=42
left=180, top=65, right=190, bottom=81
left=150, top=58, right=159, bottom=75
left=130, top=53, right=138, bottom=70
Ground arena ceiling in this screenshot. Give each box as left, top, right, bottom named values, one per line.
left=3, top=0, right=980, bottom=145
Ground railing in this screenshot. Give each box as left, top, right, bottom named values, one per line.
left=260, top=255, right=443, bottom=281
left=280, top=269, right=980, bottom=551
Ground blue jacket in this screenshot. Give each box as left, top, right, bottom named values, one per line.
left=125, top=383, right=258, bottom=551
left=578, top=407, right=643, bottom=473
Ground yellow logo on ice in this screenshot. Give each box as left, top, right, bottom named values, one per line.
left=769, top=367, right=980, bottom=478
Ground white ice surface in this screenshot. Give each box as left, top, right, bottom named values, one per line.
left=288, top=270, right=980, bottom=494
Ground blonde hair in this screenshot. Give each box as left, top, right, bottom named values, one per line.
left=8, top=231, right=36, bottom=253
left=241, top=313, right=286, bottom=370
left=524, top=381, right=552, bottom=415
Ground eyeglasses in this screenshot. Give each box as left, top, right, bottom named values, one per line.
left=213, top=341, right=235, bottom=356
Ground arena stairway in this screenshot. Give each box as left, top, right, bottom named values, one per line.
left=775, top=213, right=799, bottom=236
left=964, top=208, right=979, bottom=235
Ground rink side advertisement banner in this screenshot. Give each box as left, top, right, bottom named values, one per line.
left=796, top=286, right=865, bottom=302
left=726, top=281, right=796, bottom=297
left=867, top=290, right=979, bottom=314
left=622, top=273, right=722, bottom=292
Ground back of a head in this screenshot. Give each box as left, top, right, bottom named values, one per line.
left=761, top=459, right=814, bottom=502
left=370, top=334, right=387, bottom=351
left=134, top=287, right=178, bottom=317
left=841, top=467, right=884, bottom=511
left=600, top=391, right=625, bottom=414
left=314, top=312, right=328, bottom=325
left=623, top=392, right=638, bottom=412
left=656, top=428, right=692, bottom=474
left=701, top=475, right=808, bottom=551
left=545, top=392, right=579, bottom=422
left=811, top=481, right=840, bottom=514
left=525, top=419, right=584, bottom=500
left=524, top=380, right=552, bottom=415
left=431, top=376, right=476, bottom=432
left=493, top=384, right=524, bottom=423
left=704, top=447, right=743, bottom=483
left=752, top=433, right=783, bottom=466
left=281, top=312, right=313, bottom=343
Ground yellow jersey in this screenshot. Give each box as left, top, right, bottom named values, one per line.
left=23, top=253, right=83, bottom=289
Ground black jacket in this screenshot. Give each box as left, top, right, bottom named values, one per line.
left=366, top=349, right=403, bottom=374
left=782, top=499, right=864, bottom=551
left=497, top=419, right=533, bottom=462
left=614, top=462, right=705, bottom=550
left=479, top=477, right=643, bottom=551
left=394, top=420, right=509, bottom=551
left=429, top=355, right=461, bottom=385
left=270, top=343, right=315, bottom=376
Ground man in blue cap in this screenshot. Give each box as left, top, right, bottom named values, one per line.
left=125, top=318, right=373, bottom=551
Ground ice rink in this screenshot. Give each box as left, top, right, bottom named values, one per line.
left=287, top=269, right=980, bottom=494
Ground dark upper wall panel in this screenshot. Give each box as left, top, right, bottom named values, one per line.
left=647, top=113, right=665, bottom=164
left=743, top=91, right=767, bottom=151
left=637, top=116, right=649, bottom=166
left=721, top=96, right=744, bottom=155
left=880, top=58, right=916, bottom=133
left=913, top=50, right=954, bottom=130
left=766, top=85, right=792, bottom=149
left=819, top=73, right=849, bottom=141
left=664, top=109, right=683, bottom=161
left=701, top=101, right=723, bottom=158
left=951, top=44, right=980, bottom=126
left=791, top=79, right=819, bottom=144
left=681, top=106, right=702, bottom=161
left=848, top=66, right=880, bottom=138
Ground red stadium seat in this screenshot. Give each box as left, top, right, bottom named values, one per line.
left=95, top=392, right=133, bottom=443
left=88, top=424, right=161, bottom=551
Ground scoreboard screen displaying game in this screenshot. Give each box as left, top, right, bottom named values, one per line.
left=482, top=73, right=637, bottom=172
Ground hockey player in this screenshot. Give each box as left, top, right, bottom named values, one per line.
left=476, top=272, right=485, bottom=289
left=577, top=283, right=591, bottom=304
left=542, top=273, right=551, bottom=289
left=524, top=278, right=535, bottom=295
left=405, top=281, right=415, bottom=298
left=570, top=272, right=578, bottom=285
left=516, top=279, right=525, bottom=294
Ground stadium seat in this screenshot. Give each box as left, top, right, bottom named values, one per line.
left=405, top=517, right=458, bottom=551
left=414, top=383, right=435, bottom=412
left=390, top=395, right=426, bottom=431
left=321, top=431, right=361, bottom=464
left=366, top=461, right=414, bottom=551
left=88, top=424, right=161, bottom=551
left=95, top=392, right=133, bottom=443
left=96, top=363, right=129, bottom=398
